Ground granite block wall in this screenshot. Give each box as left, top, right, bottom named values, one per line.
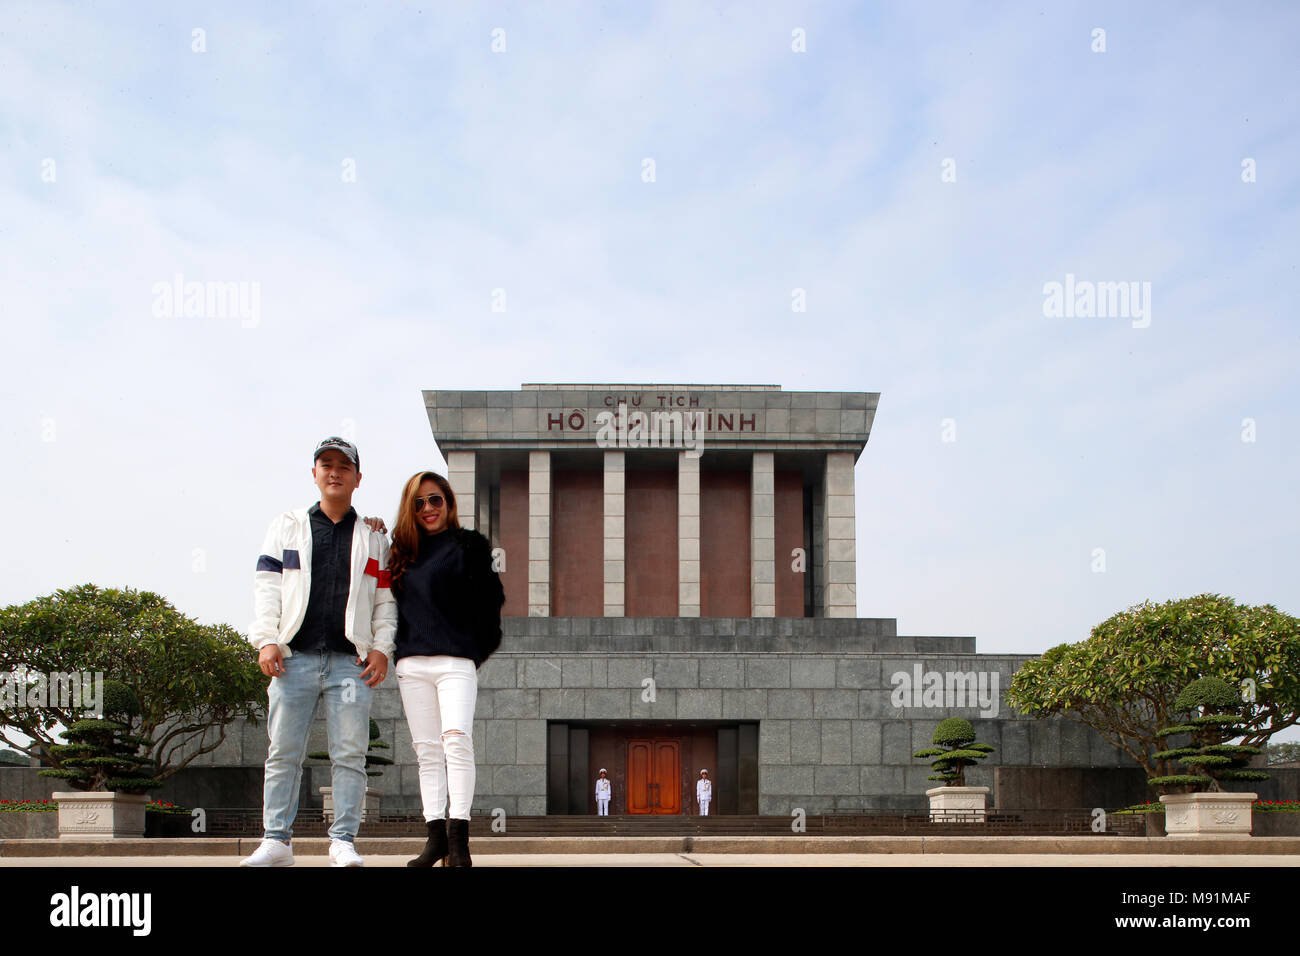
left=151, top=619, right=1141, bottom=815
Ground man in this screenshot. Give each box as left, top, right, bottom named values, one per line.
left=595, top=768, right=611, bottom=816
left=696, top=769, right=712, bottom=816
left=239, top=437, right=396, bottom=867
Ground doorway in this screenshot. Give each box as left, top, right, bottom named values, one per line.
left=626, top=738, right=680, bottom=814
left=546, top=720, right=757, bottom=814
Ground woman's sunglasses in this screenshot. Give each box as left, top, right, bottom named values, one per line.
left=415, top=494, right=446, bottom=512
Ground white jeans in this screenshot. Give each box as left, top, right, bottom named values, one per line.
left=395, top=655, right=478, bottom=821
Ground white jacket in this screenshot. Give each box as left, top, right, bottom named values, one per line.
left=595, top=778, right=611, bottom=799
left=250, top=507, right=398, bottom=662
left=697, top=779, right=712, bottom=802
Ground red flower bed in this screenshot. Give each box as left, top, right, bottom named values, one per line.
left=0, top=799, right=57, bottom=812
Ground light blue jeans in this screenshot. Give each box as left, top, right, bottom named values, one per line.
left=262, top=648, right=373, bottom=844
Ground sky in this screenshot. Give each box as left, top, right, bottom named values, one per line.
left=2, top=1, right=1297, bottom=717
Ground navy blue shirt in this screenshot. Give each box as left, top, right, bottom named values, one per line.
left=394, top=528, right=479, bottom=663
left=290, top=502, right=356, bottom=654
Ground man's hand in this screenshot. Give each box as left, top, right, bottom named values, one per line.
left=259, top=644, right=286, bottom=678
left=358, top=649, right=388, bottom=687
left=363, top=516, right=388, bottom=535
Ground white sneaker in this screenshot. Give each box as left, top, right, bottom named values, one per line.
left=240, top=838, right=294, bottom=867
left=329, top=839, right=365, bottom=867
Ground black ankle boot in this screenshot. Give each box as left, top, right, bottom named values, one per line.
left=446, top=818, right=472, bottom=868
left=407, top=819, right=448, bottom=867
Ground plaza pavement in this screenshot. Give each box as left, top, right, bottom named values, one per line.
left=3, top=835, right=1299, bottom=866
left=4, top=851, right=1300, bottom=866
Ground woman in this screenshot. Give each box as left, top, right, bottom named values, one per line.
left=383, top=471, right=504, bottom=867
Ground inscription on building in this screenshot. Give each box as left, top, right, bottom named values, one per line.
left=547, top=393, right=757, bottom=432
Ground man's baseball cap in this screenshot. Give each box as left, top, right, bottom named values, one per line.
left=313, top=437, right=360, bottom=470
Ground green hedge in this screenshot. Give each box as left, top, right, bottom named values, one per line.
left=0, top=798, right=190, bottom=813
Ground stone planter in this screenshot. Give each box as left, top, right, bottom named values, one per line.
left=319, top=787, right=382, bottom=824
left=53, top=791, right=149, bottom=839
left=1159, top=791, right=1256, bottom=838
left=925, top=786, right=989, bottom=823
left=0, top=812, right=59, bottom=839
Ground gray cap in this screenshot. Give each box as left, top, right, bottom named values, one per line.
left=314, top=436, right=360, bottom=470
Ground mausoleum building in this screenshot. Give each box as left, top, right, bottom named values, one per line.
left=412, top=383, right=1126, bottom=815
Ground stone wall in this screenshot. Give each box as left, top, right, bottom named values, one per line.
left=466, top=640, right=1129, bottom=815
left=170, top=619, right=1135, bottom=813
left=993, top=766, right=1300, bottom=810
left=7, top=619, right=1158, bottom=815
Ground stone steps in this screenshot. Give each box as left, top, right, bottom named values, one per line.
left=5, top=834, right=1300, bottom=858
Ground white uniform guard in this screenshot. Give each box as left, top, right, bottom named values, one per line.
left=595, top=768, right=611, bottom=815
left=696, top=769, right=712, bottom=816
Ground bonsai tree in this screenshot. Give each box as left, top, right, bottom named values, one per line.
left=37, top=681, right=162, bottom=794
left=913, top=717, right=995, bottom=787
left=0, top=584, right=264, bottom=779
left=308, top=719, right=393, bottom=780
left=1007, top=594, right=1300, bottom=787
left=1149, top=677, right=1270, bottom=794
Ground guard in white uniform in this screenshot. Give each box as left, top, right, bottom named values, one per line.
left=595, top=768, right=611, bottom=815
left=696, top=769, right=712, bottom=816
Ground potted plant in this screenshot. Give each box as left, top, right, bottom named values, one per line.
left=1115, top=799, right=1300, bottom=837
left=315, top=718, right=392, bottom=823
left=39, top=680, right=162, bottom=838
left=914, top=717, right=995, bottom=822
left=1150, top=677, right=1268, bottom=837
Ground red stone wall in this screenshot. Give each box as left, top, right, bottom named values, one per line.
left=626, top=469, right=678, bottom=616
left=551, top=468, right=604, bottom=616
left=700, top=469, right=751, bottom=616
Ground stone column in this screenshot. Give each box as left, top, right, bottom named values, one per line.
left=446, top=452, right=476, bottom=531
left=678, top=451, right=700, bottom=617
left=604, top=451, right=625, bottom=616
left=751, top=451, right=775, bottom=616
left=528, top=451, right=551, bottom=617
left=822, top=451, right=856, bottom=617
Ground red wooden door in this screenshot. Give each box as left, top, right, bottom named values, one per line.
left=627, top=738, right=681, bottom=814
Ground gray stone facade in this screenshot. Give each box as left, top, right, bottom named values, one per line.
left=175, top=617, right=1133, bottom=814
